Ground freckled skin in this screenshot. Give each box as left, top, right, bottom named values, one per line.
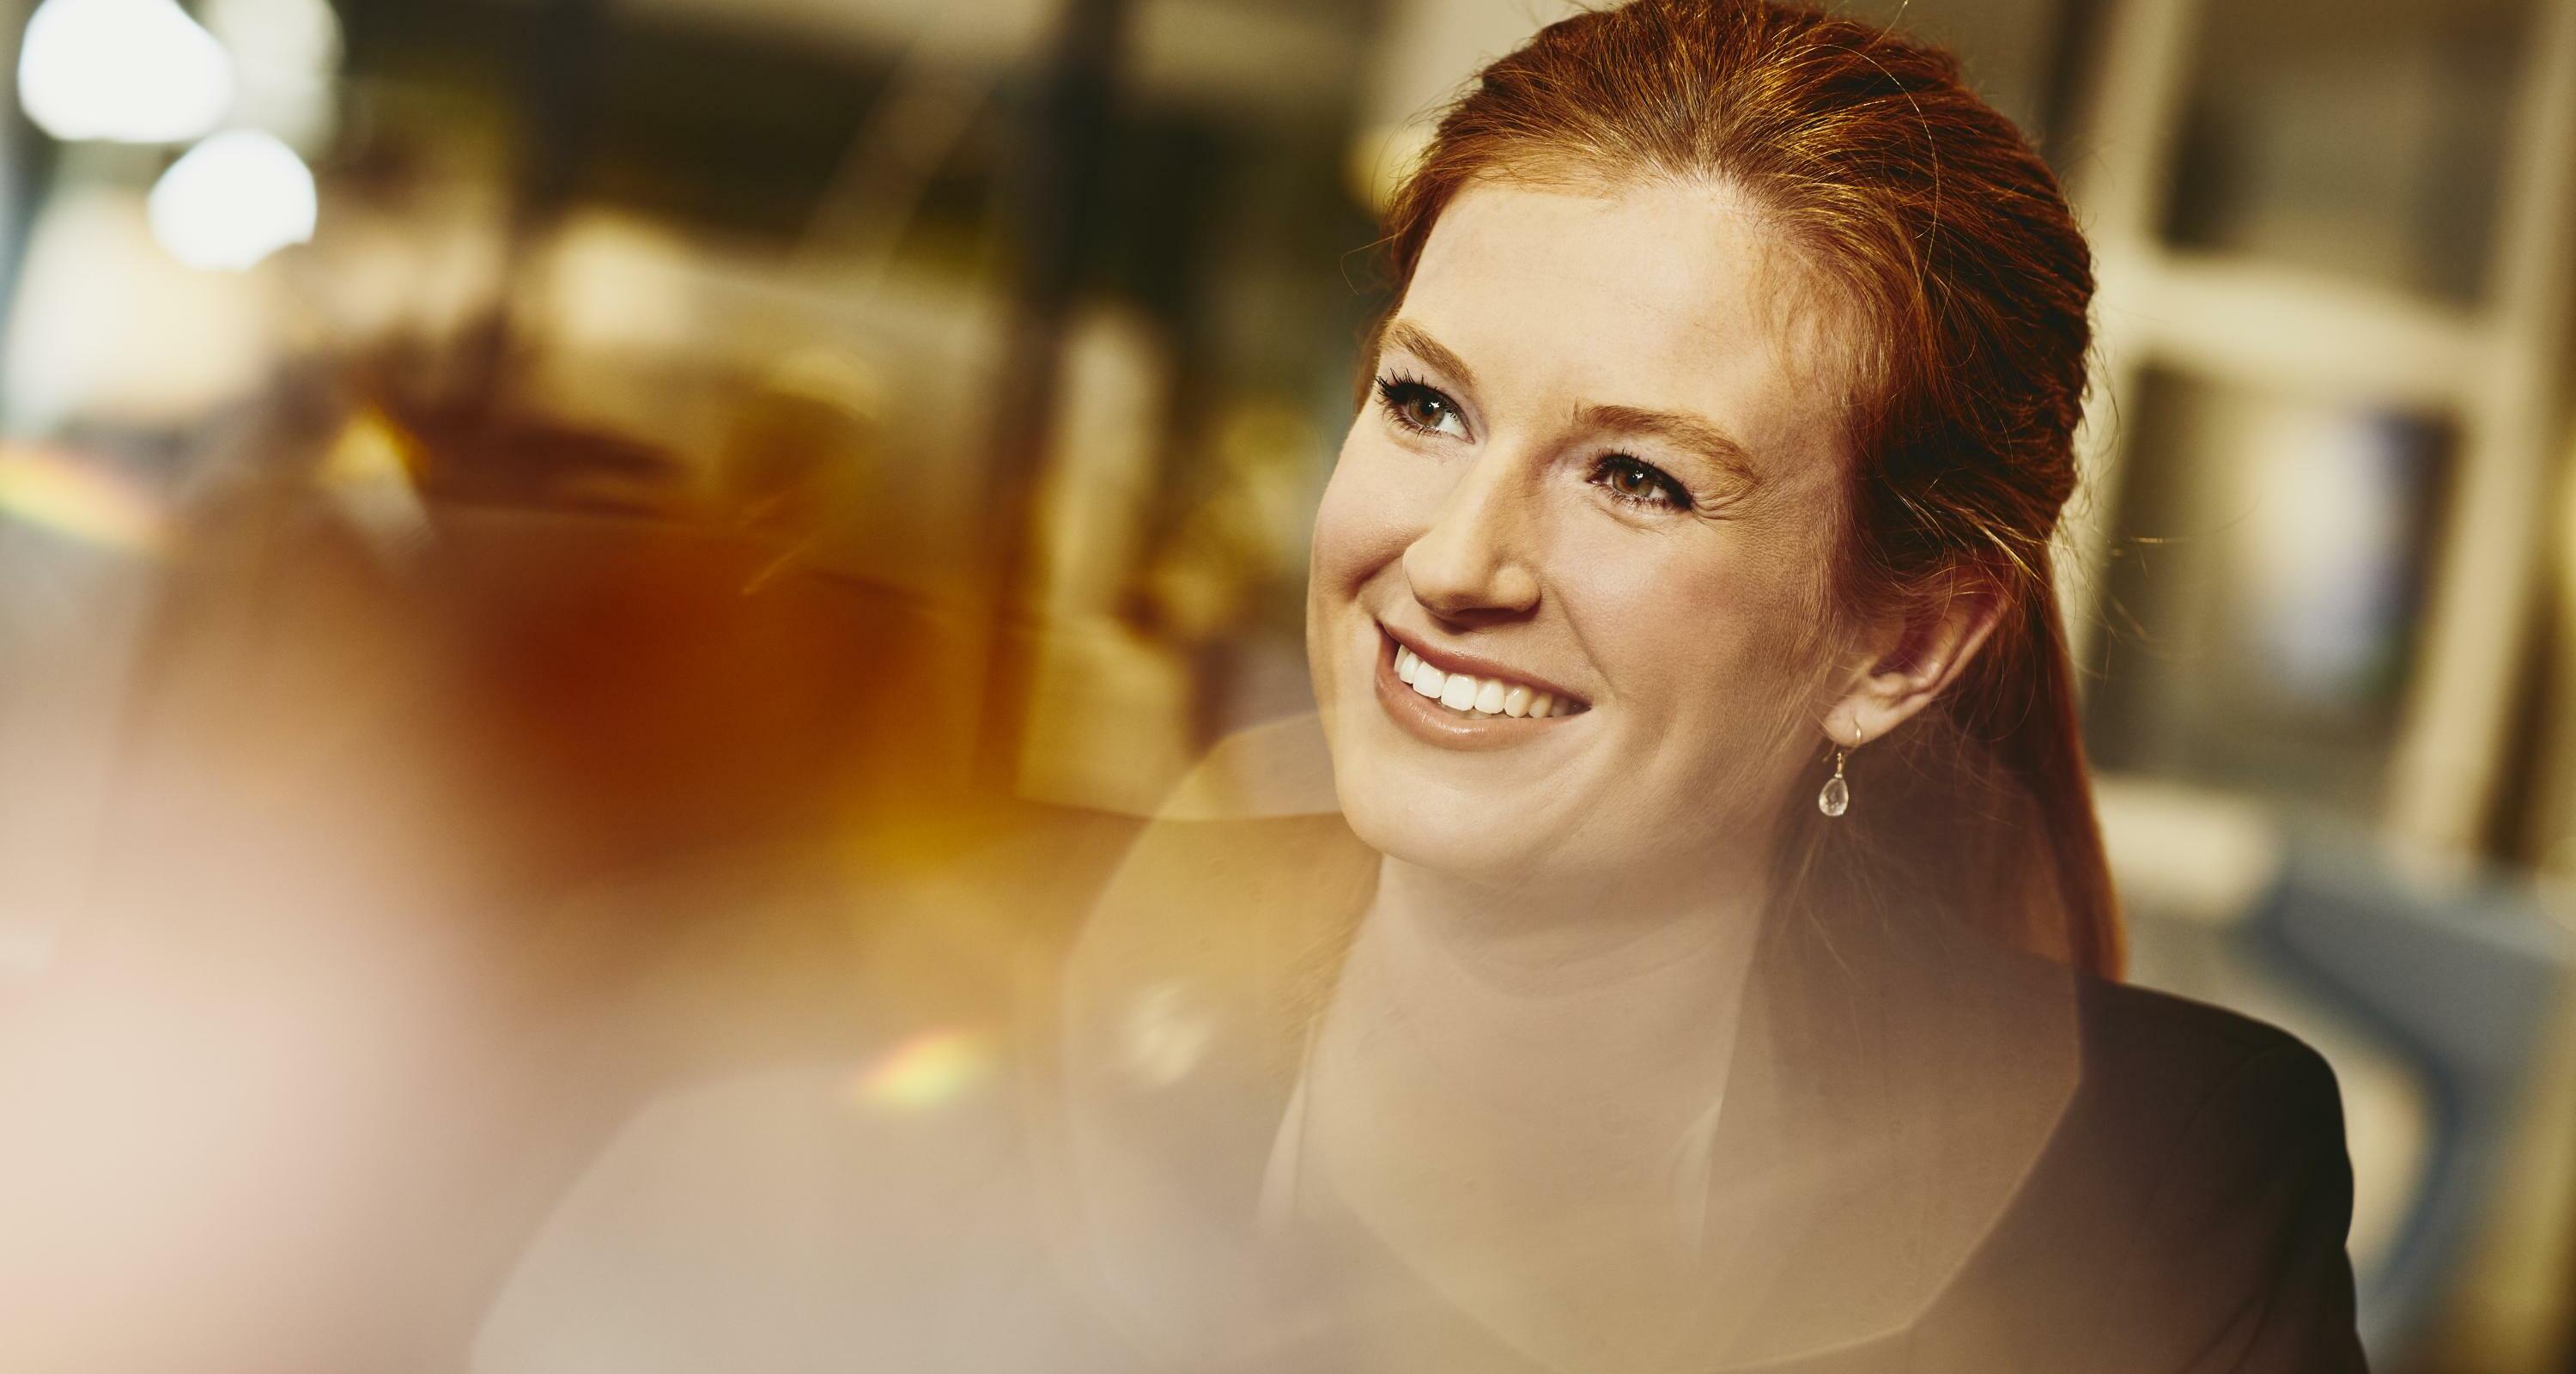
left=1307, top=177, right=1857, bottom=896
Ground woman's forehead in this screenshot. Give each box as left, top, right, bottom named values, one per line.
left=1397, top=178, right=1851, bottom=467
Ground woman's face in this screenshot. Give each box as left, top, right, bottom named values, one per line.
left=1307, top=176, right=1858, bottom=888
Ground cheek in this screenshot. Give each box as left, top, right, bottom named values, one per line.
left=1307, top=432, right=1402, bottom=706
left=1560, top=525, right=1832, bottom=734
left=1308, top=430, right=1425, bottom=596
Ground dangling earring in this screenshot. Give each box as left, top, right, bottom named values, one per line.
left=1818, top=740, right=1850, bottom=818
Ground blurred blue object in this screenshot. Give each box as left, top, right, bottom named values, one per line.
left=2245, top=826, right=2573, bottom=1363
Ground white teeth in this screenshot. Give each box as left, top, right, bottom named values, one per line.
left=1388, top=640, right=1578, bottom=720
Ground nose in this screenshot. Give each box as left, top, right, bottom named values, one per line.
left=1402, top=453, right=1542, bottom=623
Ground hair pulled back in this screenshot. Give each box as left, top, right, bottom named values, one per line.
left=1372, top=0, right=2120, bottom=977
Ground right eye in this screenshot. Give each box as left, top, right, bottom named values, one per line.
left=1374, top=377, right=1470, bottom=440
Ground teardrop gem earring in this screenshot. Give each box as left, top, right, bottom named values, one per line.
left=1818, top=744, right=1850, bottom=818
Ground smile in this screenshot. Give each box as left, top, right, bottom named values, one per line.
left=1370, top=624, right=1589, bottom=749
left=1393, top=642, right=1577, bottom=719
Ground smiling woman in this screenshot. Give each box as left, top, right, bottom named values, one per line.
left=1066, top=0, right=2367, bottom=1369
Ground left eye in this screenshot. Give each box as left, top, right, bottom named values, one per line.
left=1375, top=379, right=1469, bottom=439
left=1594, top=455, right=1688, bottom=509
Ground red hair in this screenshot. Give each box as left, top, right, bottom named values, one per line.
left=1370, top=0, right=2121, bottom=977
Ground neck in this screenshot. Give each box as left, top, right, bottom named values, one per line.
left=1336, top=848, right=1771, bottom=1109
left=1373, top=853, right=1763, bottom=983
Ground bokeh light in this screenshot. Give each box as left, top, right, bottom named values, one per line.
left=848, top=1029, right=995, bottom=1112
left=146, top=130, right=319, bottom=271
left=16, top=0, right=232, bottom=145
left=0, top=445, right=170, bottom=555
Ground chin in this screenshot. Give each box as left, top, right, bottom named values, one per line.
left=1327, top=743, right=1564, bottom=885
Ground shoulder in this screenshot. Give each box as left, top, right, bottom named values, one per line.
left=2069, top=976, right=2350, bottom=1168
left=1886, top=932, right=2366, bottom=1369
left=2083, top=984, right=2367, bottom=1369
left=1990, top=972, right=2366, bottom=1371
left=2078, top=973, right=2330, bottom=1079
left=1919, top=927, right=2353, bottom=1201
left=1889, top=915, right=2344, bottom=1150
left=2066, top=972, right=2354, bottom=1211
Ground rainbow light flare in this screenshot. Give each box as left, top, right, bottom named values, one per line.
left=849, top=1028, right=995, bottom=1111
left=0, top=445, right=170, bottom=555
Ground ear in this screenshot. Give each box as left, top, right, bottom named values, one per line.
left=1822, top=571, right=2006, bottom=749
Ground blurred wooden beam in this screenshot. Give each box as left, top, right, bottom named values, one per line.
left=973, top=0, right=1132, bottom=792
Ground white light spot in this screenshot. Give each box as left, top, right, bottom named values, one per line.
left=148, top=131, right=319, bottom=271
left=18, top=0, right=234, bottom=145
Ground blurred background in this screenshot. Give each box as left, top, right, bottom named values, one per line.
left=0, top=0, right=2573, bottom=1370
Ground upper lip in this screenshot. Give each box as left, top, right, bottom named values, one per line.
left=1379, top=622, right=1590, bottom=708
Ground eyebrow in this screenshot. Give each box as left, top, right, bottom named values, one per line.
left=1378, top=318, right=1763, bottom=489
left=1572, top=402, right=1762, bottom=486
left=1379, top=320, right=1479, bottom=392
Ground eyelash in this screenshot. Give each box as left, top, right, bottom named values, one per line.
left=1374, top=374, right=1462, bottom=438
left=1370, top=373, right=1695, bottom=514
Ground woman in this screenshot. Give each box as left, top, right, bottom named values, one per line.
left=1053, top=1, right=2366, bottom=1371
left=481, top=3, right=2368, bottom=1371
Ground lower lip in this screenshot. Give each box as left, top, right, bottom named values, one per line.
left=1371, top=630, right=1581, bottom=751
